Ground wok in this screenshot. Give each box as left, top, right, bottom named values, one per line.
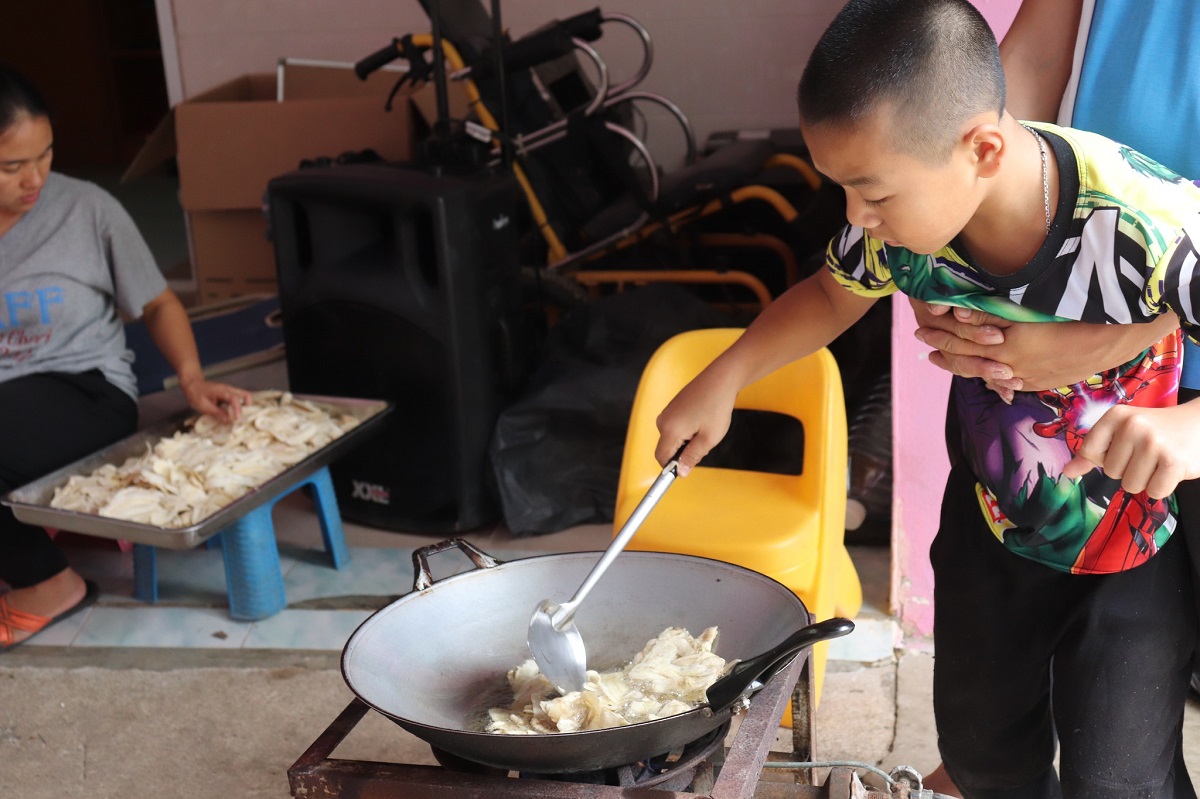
left=341, top=539, right=849, bottom=773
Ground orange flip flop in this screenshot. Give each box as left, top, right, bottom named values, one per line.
left=0, top=580, right=99, bottom=652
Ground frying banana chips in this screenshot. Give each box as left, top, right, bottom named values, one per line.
left=49, top=391, right=360, bottom=528
left=486, top=626, right=727, bottom=734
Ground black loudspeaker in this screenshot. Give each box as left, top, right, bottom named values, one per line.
left=267, top=163, right=526, bottom=532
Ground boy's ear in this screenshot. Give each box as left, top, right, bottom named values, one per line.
left=961, top=120, right=1004, bottom=178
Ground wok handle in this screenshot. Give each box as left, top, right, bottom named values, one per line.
left=412, top=538, right=503, bottom=591
left=705, top=617, right=855, bottom=715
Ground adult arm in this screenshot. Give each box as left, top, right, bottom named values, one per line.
left=141, top=288, right=254, bottom=422
left=912, top=303, right=1179, bottom=400
left=998, top=0, right=1084, bottom=122
left=655, top=269, right=876, bottom=474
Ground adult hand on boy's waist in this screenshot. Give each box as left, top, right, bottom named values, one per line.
left=1063, top=401, right=1200, bottom=500
left=910, top=300, right=1177, bottom=402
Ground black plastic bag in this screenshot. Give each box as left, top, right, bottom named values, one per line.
left=490, top=284, right=729, bottom=535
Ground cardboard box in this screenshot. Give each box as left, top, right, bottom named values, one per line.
left=124, top=64, right=417, bottom=300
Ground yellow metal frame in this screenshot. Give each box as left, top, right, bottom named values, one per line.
left=572, top=269, right=773, bottom=312
left=412, top=34, right=568, bottom=263
left=414, top=35, right=822, bottom=295
left=695, top=232, right=800, bottom=287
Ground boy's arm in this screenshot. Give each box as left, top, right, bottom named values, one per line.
left=141, top=288, right=254, bottom=423
left=655, top=269, right=876, bottom=474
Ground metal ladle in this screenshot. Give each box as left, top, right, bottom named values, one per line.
left=527, top=452, right=683, bottom=694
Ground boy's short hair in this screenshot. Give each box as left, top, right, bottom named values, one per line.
left=797, top=0, right=1005, bottom=163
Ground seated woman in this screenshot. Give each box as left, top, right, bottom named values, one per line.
left=0, top=64, right=253, bottom=651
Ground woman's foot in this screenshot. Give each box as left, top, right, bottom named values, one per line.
left=0, top=568, right=90, bottom=649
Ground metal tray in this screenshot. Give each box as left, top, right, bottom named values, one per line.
left=3, top=394, right=391, bottom=550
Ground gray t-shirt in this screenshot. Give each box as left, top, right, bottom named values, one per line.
left=0, top=172, right=166, bottom=400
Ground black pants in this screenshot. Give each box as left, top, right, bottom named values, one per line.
left=933, top=464, right=1197, bottom=799
left=1178, top=388, right=1200, bottom=623
left=0, top=370, right=137, bottom=588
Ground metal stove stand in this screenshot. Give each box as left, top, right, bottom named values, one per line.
left=288, top=654, right=888, bottom=798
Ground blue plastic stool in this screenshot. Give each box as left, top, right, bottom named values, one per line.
left=132, top=466, right=349, bottom=621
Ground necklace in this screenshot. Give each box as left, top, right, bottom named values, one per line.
left=1023, top=123, right=1051, bottom=233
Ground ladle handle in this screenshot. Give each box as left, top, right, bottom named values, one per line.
left=555, top=456, right=682, bottom=625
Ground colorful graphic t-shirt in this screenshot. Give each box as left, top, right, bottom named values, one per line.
left=827, top=123, right=1200, bottom=574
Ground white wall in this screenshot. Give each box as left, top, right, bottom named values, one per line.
left=156, top=0, right=846, bottom=168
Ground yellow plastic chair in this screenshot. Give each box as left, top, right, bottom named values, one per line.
left=614, top=328, right=863, bottom=712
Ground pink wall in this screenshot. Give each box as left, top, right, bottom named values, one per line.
left=890, top=0, right=1021, bottom=637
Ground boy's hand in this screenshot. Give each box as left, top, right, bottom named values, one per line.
left=1063, top=401, right=1200, bottom=499
left=181, top=378, right=254, bottom=424
left=655, top=371, right=738, bottom=477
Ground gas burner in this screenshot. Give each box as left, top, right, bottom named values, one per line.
left=431, top=719, right=729, bottom=790
left=607, top=719, right=727, bottom=791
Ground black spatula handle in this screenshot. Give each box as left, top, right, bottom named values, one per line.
left=705, top=617, right=855, bottom=714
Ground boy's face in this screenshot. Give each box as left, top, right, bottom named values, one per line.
left=800, top=110, right=986, bottom=254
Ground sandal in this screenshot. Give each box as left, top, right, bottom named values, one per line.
left=0, top=579, right=100, bottom=652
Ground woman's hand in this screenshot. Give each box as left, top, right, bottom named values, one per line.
left=142, top=288, right=254, bottom=423
left=180, top=376, right=254, bottom=424
left=910, top=300, right=1178, bottom=401
left=1064, top=400, right=1200, bottom=499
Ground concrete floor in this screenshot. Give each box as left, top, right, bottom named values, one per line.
left=0, top=548, right=932, bottom=799
left=6, top=365, right=1200, bottom=798
left=11, top=510, right=1200, bottom=799
left=0, top=645, right=939, bottom=798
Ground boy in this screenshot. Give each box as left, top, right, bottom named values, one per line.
left=654, top=1, right=1200, bottom=796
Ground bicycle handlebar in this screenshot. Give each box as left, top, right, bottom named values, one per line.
left=558, top=8, right=604, bottom=42
left=355, top=38, right=402, bottom=79
left=354, top=7, right=603, bottom=83
left=471, top=9, right=603, bottom=81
